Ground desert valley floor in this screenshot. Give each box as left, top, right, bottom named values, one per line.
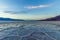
left=0, top=21, right=60, bottom=40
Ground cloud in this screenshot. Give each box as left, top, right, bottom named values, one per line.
left=24, top=4, right=51, bottom=9
left=4, top=11, right=28, bottom=14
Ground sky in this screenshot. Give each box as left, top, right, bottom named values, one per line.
left=0, top=0, right=60, bottom=20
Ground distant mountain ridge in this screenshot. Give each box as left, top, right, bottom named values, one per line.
left=0, top=17, right=24, bottom=21
left=1, top=15, right=60, bottom=21
left=39, top=15, right=60, bottom=21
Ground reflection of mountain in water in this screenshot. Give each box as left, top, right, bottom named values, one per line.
left=0, top=21, right=60, bottom=40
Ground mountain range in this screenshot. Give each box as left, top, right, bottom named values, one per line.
left=0, top=17, right=24, bottom=21
left=39, top=15, right=60, bottom=21
left=0, top=15, right=60, bottom=21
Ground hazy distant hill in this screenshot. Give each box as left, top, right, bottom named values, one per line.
left=39, top=15, right=60, bottom=21
left=0, top=17, right=24, bottom=21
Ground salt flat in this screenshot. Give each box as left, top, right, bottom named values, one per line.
left=0, top=21, right=60, bottom=40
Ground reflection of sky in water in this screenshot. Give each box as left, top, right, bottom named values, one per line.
left=0, top=21, right=60, bottom=40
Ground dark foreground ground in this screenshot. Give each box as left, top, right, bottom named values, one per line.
left=0, top=21, right=60, bottom=40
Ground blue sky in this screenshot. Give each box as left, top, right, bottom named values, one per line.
left=0, top=0, right=60, bottom=20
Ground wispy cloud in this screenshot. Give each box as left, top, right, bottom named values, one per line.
left=4, top=11, right=28, bottom=14
left=24, top=4, right=51, bottom=9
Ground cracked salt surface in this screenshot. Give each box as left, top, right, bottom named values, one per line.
left=0, top=21, right=60, bottom=40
